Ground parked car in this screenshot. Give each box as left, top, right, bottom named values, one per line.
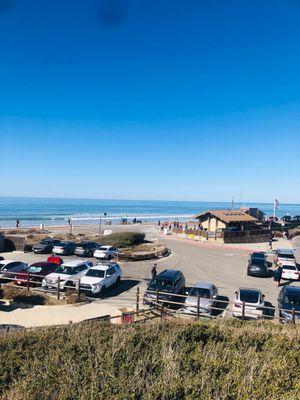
left=93, top=246, right=118, bottom=260
left=232, top=288, right=265, bottom=319
left=281, top=215, right=292, bottom=223
left=14, top=262, right=58, bottom=286
left=278, top=286, right=300, bottom=323
left=143, top=269, right=185, bottom=307
left=275, top=248, right=296, bottom=265
left=281, top=261, right=300, bottom=281
left=0, top=260, right=28, bottom=281
left=52, top=241, right=76, bottom=256
left=80, top=262, right=122, bottom=296
left=32, top=238, right=61, bottom=254
left=292, top=216, right=300, bottom=223
left=42, top=260, right=92, bottom=290
left=75, top=241, right=100, bottom=257
left=247, top=252, right=269, bottom=277
left=183, top=281, right=218, bottom=316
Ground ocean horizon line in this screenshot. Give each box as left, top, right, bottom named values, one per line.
left=0, top=196, right=299, bottom=206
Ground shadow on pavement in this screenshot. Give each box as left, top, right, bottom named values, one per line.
left=212, top=295, right=229, bottom=316
left=263, top=301, right=275, bottom=319
left=99, top=279, right=140, bottom=299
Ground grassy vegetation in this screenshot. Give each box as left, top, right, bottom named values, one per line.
left=99, top=232, right=146, bottom=248
left=0, top=320, right=299, bottom=399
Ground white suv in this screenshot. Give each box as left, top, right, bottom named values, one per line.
left=79, top=263, right=122, bottom=295
left=93, top=246, right=118, bottom=260
left=42, top=260, right=93, bottom=290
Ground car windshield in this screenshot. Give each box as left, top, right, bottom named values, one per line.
left=86, top=269, right=105, bottom=278
left=189, top=287, right=211, bottom=298
left=283, top=294, right=300, bottom=306
left=149, top=278, right=174, bottom=291
left=282, top=265, right=297, bottom=270
left=0, top=262, right=6, bottom=270
left=98, top=247, right=108, bottom=251
left=279, top=253, right=294, bottom=259
left=252, top=253, right=265, bottom=259
left=55, top=266, right=77, bottom=275
left=240, top=290, right=260, bottom=303
left=28, top=266, right=42, bottom=273
left=40, top=239, right=51, bottom=244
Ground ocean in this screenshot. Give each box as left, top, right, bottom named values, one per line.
left=0, top=197, right=299, bottom=228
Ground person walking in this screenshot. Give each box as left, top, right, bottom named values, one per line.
left=273, top=264, right=283, bottom=287
left=151, top=263, right=157, bottom=279
left=16, top=219, right=20, bottom=228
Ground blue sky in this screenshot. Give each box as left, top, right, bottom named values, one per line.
left=0, top=0, right=299, bottom=203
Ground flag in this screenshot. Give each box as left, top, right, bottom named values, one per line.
left=274, top=198, right=279, bottom=210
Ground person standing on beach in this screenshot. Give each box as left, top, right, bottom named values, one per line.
left=16, top=219, right=20, bottom=228
left=151, top=264, right=157, bottom=279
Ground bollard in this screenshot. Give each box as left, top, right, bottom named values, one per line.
left=136, top=287, right=140, bottom=315
left=197, top=295, right=200, bottom=319
left=57, top=276, right=60, bottom=300
left=242, top=301, right=245, bottom=320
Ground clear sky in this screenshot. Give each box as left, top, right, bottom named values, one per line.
left=0, top=0, right=299, bottom=203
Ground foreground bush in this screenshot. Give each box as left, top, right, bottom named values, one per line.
left=0, top=320, right=300, bottom=399
left=100, top=232, right=145, bottom=248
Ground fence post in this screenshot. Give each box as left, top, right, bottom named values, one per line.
left=197, top=295, right=200, bottom=319
left=160, top=304, right=164, bottom=322
left=57, top=276, right=60, bottom=300
left=242, top=301, right=245, bottom=320
left=292, top=308, right=296, bottom=324
left=27, top=273, right=30, bottom=293
left=136, top=287, right=140, bottom=315
left=77, top=279, right=81, bottom=302
left=156, top=289, right=159, bottom=309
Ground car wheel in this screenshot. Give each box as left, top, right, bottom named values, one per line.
left=88, top=250, right=93, bottom=257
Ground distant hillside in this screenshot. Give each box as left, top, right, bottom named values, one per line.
left=0, top=320, right=299, bottom=400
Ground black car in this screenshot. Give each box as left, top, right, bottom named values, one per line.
left=75, top=241, right=100, bottom=257
left=52, top=241, right=76, bottom=256
left=247, top=252, right=269, bottom=277
left=278, top=286, right=300, bottom=323
left=32, top=238, right=61, bottom=254
left=143, top=269, right=185, bottom=308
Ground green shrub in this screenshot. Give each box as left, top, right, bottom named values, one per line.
left=0, top=320, right=300, bottom=399
left=101, top=232, right=145, bottom=248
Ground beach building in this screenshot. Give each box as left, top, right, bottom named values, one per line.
left=194, top=210, right=258, bottom=232
left=240, top=207, right=265, bottom=222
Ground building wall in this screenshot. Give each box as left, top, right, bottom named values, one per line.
left=201, top=217, right=226, bottom=232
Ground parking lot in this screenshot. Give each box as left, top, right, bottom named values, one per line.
left=1, top=228, right=300, bottom=326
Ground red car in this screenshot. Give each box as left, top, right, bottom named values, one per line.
left=14, top=262, right=58, bottom=286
